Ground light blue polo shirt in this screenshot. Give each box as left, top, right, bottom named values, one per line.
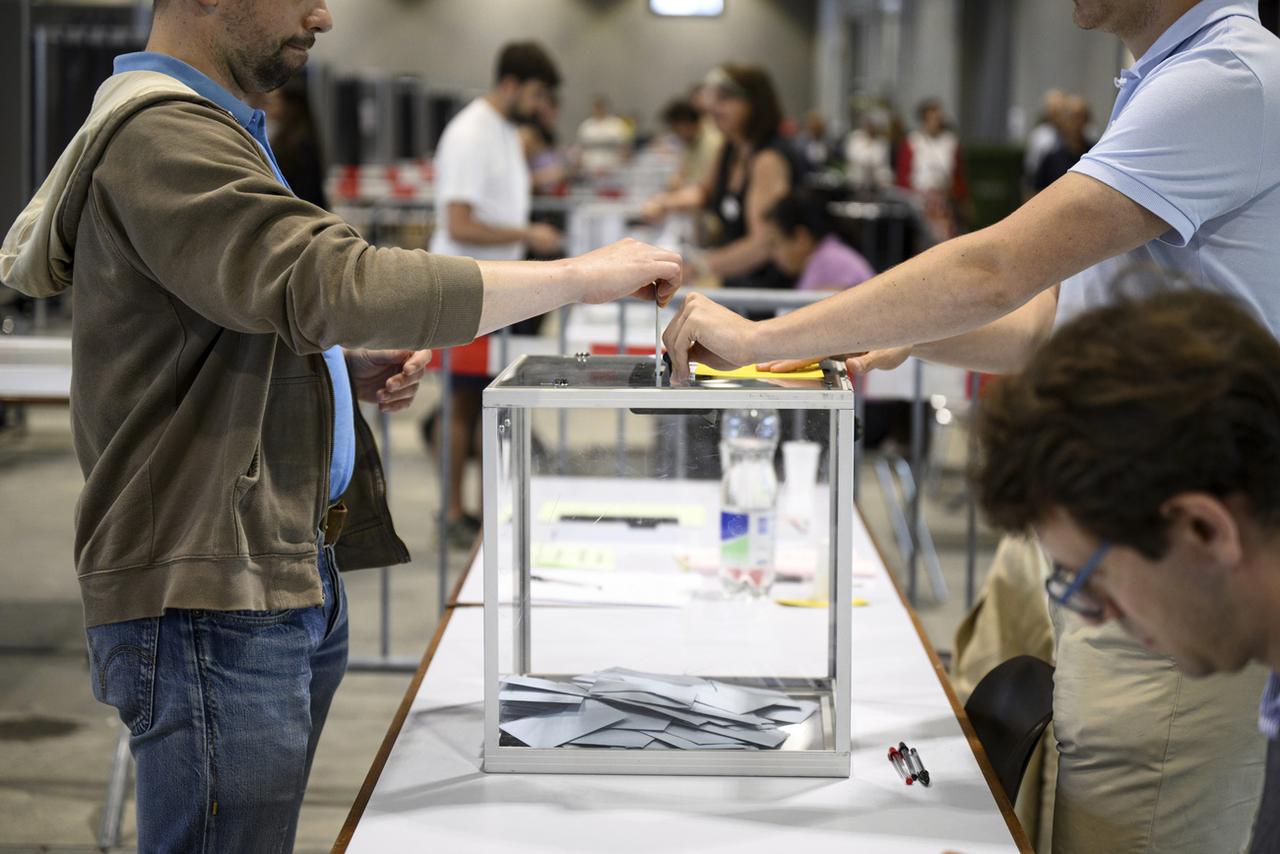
left=1057, top=0, right=1280, bottom=332
left=112, top=52, right=355, bottom=502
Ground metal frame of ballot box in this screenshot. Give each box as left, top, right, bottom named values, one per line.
left=479, top=355, right=855, bottom=776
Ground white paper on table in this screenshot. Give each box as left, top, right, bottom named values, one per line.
left=517, top=569, right=701, bottom=608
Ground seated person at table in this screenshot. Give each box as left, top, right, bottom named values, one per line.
left=765, top=190, right=874, bottom=292
left=644, top=65, right=801, bottom=292
left=974, top=290, right=1278, bottom=854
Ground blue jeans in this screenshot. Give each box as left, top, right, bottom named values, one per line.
left=86, top=545, right=349, bottom=853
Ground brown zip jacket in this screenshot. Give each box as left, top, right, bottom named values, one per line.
left=1, top=72, right=483, bottom=626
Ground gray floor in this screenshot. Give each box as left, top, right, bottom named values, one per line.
left=0, top=382, right=996, bottom=852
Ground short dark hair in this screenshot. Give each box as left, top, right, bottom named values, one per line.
left=719, top=64, right=783, bottom=148
left=495, top=42, right=561, bottom=88
left=662, top=99, right=700, bottom=127
left=765, top=189, right=836, bottom=239
left=975, top=290, right=1280, bottom=559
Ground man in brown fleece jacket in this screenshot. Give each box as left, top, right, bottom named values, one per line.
left=0, top=0, right=679, bottom=849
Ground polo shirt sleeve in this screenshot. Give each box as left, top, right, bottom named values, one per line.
left=1071, top=49, right=1265, bottom=247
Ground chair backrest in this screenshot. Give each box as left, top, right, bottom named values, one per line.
left=963, top=654, right=1055, bottom=803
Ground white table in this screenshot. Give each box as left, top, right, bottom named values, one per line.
left=0, top=336, right=71, bottom=403
left=336, top=495, right=1028, bottom=852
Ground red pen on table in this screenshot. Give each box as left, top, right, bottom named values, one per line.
left=888, top=747, right=913, bottom=785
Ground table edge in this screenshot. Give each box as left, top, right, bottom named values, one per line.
left=333, top=536, right=481, bottom=852
left=861, top=523, right=1034, bottom=854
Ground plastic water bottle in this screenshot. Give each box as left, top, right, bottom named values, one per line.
left=719, top=408, right=780, bottom=597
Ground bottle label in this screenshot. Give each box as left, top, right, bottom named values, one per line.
left=720, top=508, right=749, bottom=559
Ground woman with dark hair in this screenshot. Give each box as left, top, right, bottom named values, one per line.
left=644, top=64, right=800, bottom=289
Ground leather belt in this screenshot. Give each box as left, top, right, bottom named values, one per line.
left=322, top=501, right=348, bottom=547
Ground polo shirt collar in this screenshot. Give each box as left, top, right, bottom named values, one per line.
left=1129, top=0, right=1260, bottom=79
left=113, top=51, right=265, bottom=136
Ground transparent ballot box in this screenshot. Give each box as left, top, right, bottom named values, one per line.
left=482, top=354, right=855, bottom=776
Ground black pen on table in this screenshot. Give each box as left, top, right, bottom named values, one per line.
left=901, top=741, right=931, bottom=787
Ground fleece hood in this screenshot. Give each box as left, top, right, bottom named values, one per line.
left=0, top=70, right=209, bottom=298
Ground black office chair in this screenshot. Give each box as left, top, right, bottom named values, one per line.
left=963, top=655, right=1055, bottom=803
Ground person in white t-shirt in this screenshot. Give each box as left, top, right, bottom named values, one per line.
left=428, top=41, right=564, bottom=544
left=431, top=42, right=562, bottom=262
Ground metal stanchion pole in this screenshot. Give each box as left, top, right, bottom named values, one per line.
left=378, top=408, right=392, bottom=659
left=557, top=305, right=568, bottom=474
left=615, top=300, right=627, bottom=473
left=853, top=379, right=866, bottom=503
left=97, top=725, right=131, bottom=850
left=437, top=348, right=452, bottom=614
left=908, top=360, right=924, bottom=607
left=965, top=371, right=981, bottom=610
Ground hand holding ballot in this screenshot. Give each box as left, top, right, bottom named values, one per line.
left=660, top=291, right=761, bottom=382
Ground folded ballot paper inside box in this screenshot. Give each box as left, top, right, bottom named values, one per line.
left=497, top=668, right=819, bottom=751
left=481, top=355, right=855, bottom=777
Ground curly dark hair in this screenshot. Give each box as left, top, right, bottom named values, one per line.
left=974, top=289, right=1280, bottom=559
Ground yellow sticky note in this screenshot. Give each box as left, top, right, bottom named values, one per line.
left=694, top=364, right=824, bottom=380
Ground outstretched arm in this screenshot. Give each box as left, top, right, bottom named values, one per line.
left=663, top=173, right=1168, bottom=380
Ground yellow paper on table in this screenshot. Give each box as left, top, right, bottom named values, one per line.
left=531, top=542, right=616, bottom=572
left=693, top=363, right=824, bottom=380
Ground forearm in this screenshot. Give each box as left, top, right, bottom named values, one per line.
left=913, top=287, right=1059, bottom=373
left=448, top=218, right=529, bottom=246
left=703, top=234, right=771, bottom=280
left=655, top=184, right=706, bottom=213
left=753, top=230, right=1033, bottom=361
left=473, top=259, right=582, bottom=335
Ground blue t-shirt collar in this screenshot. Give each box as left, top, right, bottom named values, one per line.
left=1129, top=0, right=1260, bottom=80
left=113, top=51, right=266, bottom=139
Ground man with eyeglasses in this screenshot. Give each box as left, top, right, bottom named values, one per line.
left=975, top=289, right=1280, bottom=853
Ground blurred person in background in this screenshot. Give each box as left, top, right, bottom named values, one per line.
left=247, top=76, right=328, bottom=209
left=427, top=41, right=565, bottom=546
left=576, top=94, right=633, bottom=176
left=645, top=64, right=801, bottom=292
left=794, top=110, right=833, bottom=171
left=660, top=97, right=720, bottom=189
left=765, top=189, right=874, bottom=291
left=896, top=98, right=970, bottom=240
left=1033, top=95, right=1095, bottom=194
left=1024, top=88, right=1066, bottom=197
left=520, top=89, right=570, bottom=196
left=843, top=107, right=894, bottom=193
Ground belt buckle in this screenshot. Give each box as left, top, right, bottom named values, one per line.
left=323, top=502, right=348, bottom=547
